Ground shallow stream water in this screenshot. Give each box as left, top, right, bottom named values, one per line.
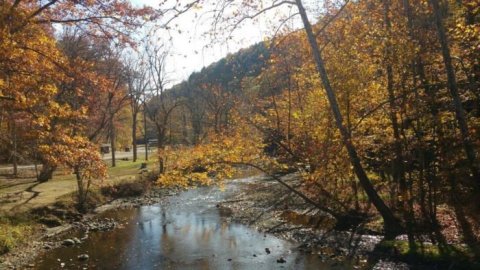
left=34, top=178, right=352, bottom=269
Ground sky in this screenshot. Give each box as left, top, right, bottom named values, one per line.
left=129, top=0, right=304, bottom=87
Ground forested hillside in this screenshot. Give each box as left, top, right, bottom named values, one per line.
left=164, top=42, right=269, bottom=144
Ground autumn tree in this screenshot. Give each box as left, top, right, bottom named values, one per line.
left=1, top=0, right=154, bottom=208
left=56, top=29, right=132, bottom=169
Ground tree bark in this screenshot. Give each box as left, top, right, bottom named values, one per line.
left=11, top=117, right=17, bottom=177
left=110, top=118, right=116, bottom=167
left=38, top=163, right=55, bottom=182
left=74, top=166, right=87, bottom=213
left=132, top=113, right=138, bottom=162
left=295, top=0, right=402, bottom=239
left=157, top=125, right=166, bottom=174
left=143, top=107, right=149, bottom=161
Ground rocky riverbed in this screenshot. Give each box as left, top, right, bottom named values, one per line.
left=218, top=174, right=411, bottom=270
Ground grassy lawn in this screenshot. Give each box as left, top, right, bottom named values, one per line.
left=0, top=158, right=158, bottom=214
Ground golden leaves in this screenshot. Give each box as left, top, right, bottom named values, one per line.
left=157, top=126, right=267, bottom=187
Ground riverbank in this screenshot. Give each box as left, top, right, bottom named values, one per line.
left=0, top=179, right=181, bottom=269
left=218, top=174, right=479, bottom=270
left=2, top=173, right=478, bottom=269
left=0, top=158, right=157, bottom=213
left=0, top=159, right=161, bottom=269
left=218, top=174, right=389, bottom=268
left=30, top=177, right=334, bottom=269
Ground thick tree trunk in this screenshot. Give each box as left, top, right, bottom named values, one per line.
left=132, top=113, right=138, bottom=162
left=38, top=163, right=55, bottom=182
left=11, top=117, right=17, bottom=177
left=110, top=119, right=116, bottom=167
left=157, top=126, right=166, bottom=174
left=430, top=0, right=479, bottom=183
left=75, top=166, right=87, bottom=213
left=143, top=108, right=148, bottom=161
left=295, top=0, right=402, bottom=239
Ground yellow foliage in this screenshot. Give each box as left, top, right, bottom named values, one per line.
left=157, top=124, right=269, bottom=187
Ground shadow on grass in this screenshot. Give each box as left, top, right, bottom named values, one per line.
left=9, top=181, right=43, bottom=211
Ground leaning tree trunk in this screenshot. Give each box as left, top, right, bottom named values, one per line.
left=429, top=0, right=479, bottom=184
left=295, top=0, right=403, bottom=239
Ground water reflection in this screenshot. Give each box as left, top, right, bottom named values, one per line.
left=35, top=181, right=348, bottom=269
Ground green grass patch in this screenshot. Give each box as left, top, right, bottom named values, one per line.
left=0, top=215, right=34, bottom=255
left=378, top=240, right=480, bottom=269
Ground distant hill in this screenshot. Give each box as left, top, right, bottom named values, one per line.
left=157, top=42, right=270, bottom=144
left=170, top=42, right=270, bottom=95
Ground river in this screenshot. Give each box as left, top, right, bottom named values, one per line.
left=34, top=178, right=352, bottom=269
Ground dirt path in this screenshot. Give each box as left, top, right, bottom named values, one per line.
left=0, top=159, right=156, bottom=214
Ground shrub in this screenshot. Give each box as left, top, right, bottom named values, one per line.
left=0, top=217, right=33, bottom=255
left=100, top=180, right=149, bottom=199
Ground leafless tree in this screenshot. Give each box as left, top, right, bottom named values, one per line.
left=125, top=56, right=150, bottom=162
left=144, top=41, right=182, bottom=173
